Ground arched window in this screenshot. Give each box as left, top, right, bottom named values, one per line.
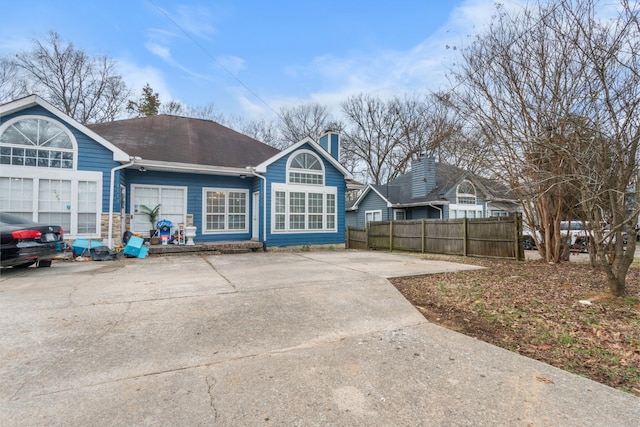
left=0, top=117, right=75, bottom=169
left=456, top=180, right=476, bottom=205
left=288, top=151, right=324, bottom=185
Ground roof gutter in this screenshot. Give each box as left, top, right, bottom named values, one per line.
left=133, top=160, right=256, bottom=176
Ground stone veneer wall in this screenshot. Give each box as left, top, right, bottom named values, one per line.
left=100, top=213, right=125, bottom=248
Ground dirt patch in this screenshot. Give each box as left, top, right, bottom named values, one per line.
left=390, top=254, right=640, bottom=396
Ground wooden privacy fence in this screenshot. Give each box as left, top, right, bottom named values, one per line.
left=346, top=215, right=524, bottom=260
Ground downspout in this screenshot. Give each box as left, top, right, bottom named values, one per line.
left=429, top=203, right=443, bottom=219
left=107, top=158, right=136, bottom=249
left=250, top=170, right=268, bottom=250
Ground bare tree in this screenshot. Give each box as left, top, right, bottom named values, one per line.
left=340, top=93, right=407, bottom=185
left=0, top=58, right=27, bottom=103
left=452, top=0, right=639, bottom=295
left=237, top=117, right=283, bottom=148
left=278, top=102, right=337, bottom=146
left=159, top=100, right=187, bottom=116
left=10, top=31, right=129, bottom=123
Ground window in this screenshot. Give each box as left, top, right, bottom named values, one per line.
left=132, top=185, right=187, bottom=233
left=365, top=210, right=382, bottom=224
left=0, top=117, right=75, bottom=169
left=0, top=173, right=101, bottom=237
left=288, top=151, right=324, bottom=185
left=272, top=184, right=336, bottom=232
left=456, top=180, right=476, bottom=205
left=0, top=116, right=98, bottom=237
left=394, top=209, right=406, bottom=220
left=202, top=188, right=248, bottom=233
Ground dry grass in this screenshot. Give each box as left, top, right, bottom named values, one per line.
left=391, top=252, right=640, bottom=396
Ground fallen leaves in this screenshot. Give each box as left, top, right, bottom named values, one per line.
left=391, top=255, right=640, bottom=396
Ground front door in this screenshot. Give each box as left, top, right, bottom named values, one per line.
left=252, top=191, right=259, bottom=240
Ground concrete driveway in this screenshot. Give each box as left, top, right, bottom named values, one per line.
left=1, top=251, right=638, bottom=426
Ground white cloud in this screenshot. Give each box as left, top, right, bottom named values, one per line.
left=145, top=42, right=173, bottom=63
left=257, top=0, right=510, bottom=119
left=215, top=55, right=246, bottom=74
left=174, top=5, right=216, bottom=40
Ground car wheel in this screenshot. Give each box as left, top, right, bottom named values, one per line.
left=37, top=260, right=52, bottom=268
left=13, top=261, right=36, bottom=268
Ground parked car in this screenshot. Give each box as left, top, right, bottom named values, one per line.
left=0, top=212, right=64, bottom=268
left=522, top=221, right=589, bottom=252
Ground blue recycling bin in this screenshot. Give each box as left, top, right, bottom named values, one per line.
left=156, top=219, right=173, bottom=243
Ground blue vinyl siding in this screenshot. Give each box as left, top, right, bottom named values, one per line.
left=262, top=143, right=346, bottom=247
left=126, top=170, right=257, bottom=243
left=356, top=192, right=389, bottom=228
left=1, top=105, right=121, bottom=212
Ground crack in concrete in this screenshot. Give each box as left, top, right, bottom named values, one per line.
left=199, top=255, right=237, bottom=292
left=205, top=375, right=219, bottom=422
left=66, top=285, right=78, bottom=307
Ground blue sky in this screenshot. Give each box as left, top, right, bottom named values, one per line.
left=1, top=0, right=510, bottom=120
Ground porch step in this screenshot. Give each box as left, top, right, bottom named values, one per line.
left=147, top=240, right=263, bottom=256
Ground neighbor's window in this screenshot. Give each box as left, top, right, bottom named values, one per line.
left=456, top=180, right=476, bottom=205
left=365, top=210, right=382, bottom=224
left=0, top=117, right=75, bottom=169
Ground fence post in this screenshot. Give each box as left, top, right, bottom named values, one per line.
left=389, top=221, right=393, bottom=252
left=463, top=217, right=468, bottom=257
left=365, top=224, right=369, bottom=250
left=421, top=219, right=425, bottom=253
left=346, top=226, right=350, bottom=249
left=515, top=213, right=523, bottom=261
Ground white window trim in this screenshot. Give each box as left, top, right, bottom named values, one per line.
left=0, top=115, right=79, bottom=170
left=201, top=187, right=249, bottom=234
left=393, top=209, right=406, bottom=220
left=365, top=209, right=382, bottom=224
left=0, top=165, right=102, bottom=238
left=286, top=149, right=325, bottom=185
left=131, top=184, right=188, bottom=234
left=449, top=203, right=483, bottom=218
left=271, top=183, right=337, bottom=233
left=456, top=180, right=477, bottom=205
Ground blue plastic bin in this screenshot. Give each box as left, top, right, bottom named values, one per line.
left=123, top=236, right=148, bottom=258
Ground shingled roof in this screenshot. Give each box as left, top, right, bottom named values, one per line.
left=87, top=115, right=280, bottom=168
left=369, top=162, right=516, bottom=206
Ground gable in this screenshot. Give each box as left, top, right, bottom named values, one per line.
left=256, top=137, right=352, bottom=179
left=0, top=95, right=129, bottom=162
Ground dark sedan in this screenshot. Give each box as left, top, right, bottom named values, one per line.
left=0, top=212, right=64, bottom=268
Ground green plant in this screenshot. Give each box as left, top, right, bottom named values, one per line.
left=139, top=204, right=161, bottom=230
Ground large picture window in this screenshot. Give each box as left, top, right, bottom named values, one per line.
left=0, top=116, right=75, bottom=169
left=0, top=172, right=101, bottom=236
left=202, top=188, right=248, bottom=233
left=272, top=183, right=336, bottom=232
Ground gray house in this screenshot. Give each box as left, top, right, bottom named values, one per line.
left=346, top=156, right=520, bottom=228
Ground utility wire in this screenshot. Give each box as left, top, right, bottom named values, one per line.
left=146, top=0, right=281, bottom=119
